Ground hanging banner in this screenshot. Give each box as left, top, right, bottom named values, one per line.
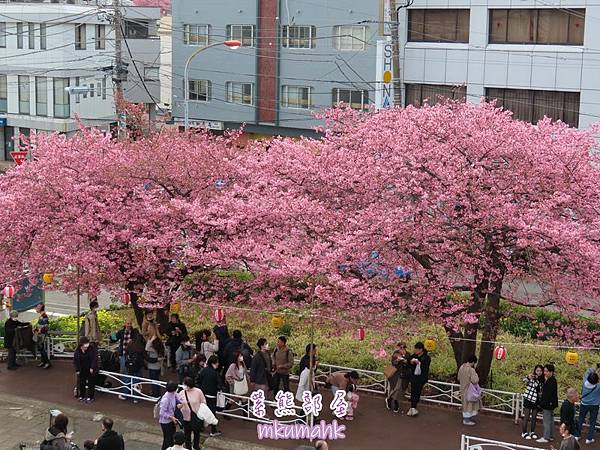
left=375, top=39, right=394, bottom=109
left=380, top=0, right=392, bottom=36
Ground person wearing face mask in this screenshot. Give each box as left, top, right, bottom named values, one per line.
left=195, top=355, right=222, bottom=437
left=250, top=338, right=272, bottom=394
left=74, top=336, right=98, bottom=403
left=176, top=336, right=196, bottom=383
left=226, top=351, right=249, bottom=397
left=177, top=377, right=206, bottom=450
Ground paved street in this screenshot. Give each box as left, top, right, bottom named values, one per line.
left=0, top=360, right=586, bottom=450
left=19, top=290, right=113, bottom=322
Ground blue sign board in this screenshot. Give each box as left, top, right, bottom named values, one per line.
left=0, top=117, right=7, bottom=127
left=11, top=278, right=44, bottom=313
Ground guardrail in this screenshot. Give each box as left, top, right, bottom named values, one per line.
left=461, top=435, right=543, bottom=450
left=96, top=370, right=313, bottom=426
left=302, top=361, right=521, bottom=423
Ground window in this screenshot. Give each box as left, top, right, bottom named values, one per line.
left=282, top=25, right=316, bottom=49
left=40, top=23, right=46, bottom=49
left=226, top=82, right=254, bottom=105
left=95, top=24, right=105, bottom=49
left=332, top=88, right=369, bottom=110
left=53, top=78, right=70, bottom=118
left=18, top=75, right=30, bottom=115
left=489, top=9, right=585, bottom=44
left=124, top=20, right=150, bottom=39
left=187, top=79, right=210, bottom=102
left=333, top=25, right=368, bottom=51
left=144, top=66, right=159, bottom=81
left=0, top=23, right=6, bottom=48
left=486, top=88, right=580, bottom=127
left=0, top=75, right=6, bottom=113
left=405, top=83, right=467, bottom=107
left=184, top=24, right=209, bottom=46
left=102, top=76, right=107, bottom=100
left=282, top=86, right=311, bottom=109
left=17, top=23, right=23, bottom=49
left=90, top=83, right=95, bottom=98
left=75, top=24, right=86, bottom=50
left=226, top=25, right=255, bottom=47
left=28, top=22, right=34, bottom=49
left=408, top=9, right=470, bottom=42
left=35, top=77, right=47, bottom=116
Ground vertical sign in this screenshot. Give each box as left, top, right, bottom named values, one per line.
left=375, top=39, right=394, bottom=109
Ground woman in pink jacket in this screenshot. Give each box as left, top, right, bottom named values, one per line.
left=177, top=377, right=206, bottom=450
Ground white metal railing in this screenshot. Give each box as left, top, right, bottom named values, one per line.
left=461, top=435, right=543, bottom=450
left=298, top=361, right=521, bottom=423
left=96, top=370, right=313, bottom=427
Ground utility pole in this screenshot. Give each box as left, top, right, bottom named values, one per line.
left=113, top=0, right=126, bottom=138
left=390, top=0, right=413, bottom=107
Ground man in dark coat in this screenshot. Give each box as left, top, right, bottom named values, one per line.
left=407, top=341, right=431, bottom=417
left=113, top=318, right=140, bottom=374
left=222, top=330, right=253, bottom=369
left=95, top=418, right=124, bottom=450
left=4, top=310, right=29, bottom=370
left=195, top=355, right=222, bottom=436
left=166, top=314, right=188, bottom=370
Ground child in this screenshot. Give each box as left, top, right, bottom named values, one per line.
left=521, top=365, right=544, bottom=440
left=83, top=440, right=95, bottom=450
left=344, top=384, right=360, bottom=421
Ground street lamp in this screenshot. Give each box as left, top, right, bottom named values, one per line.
left=184, top=40, right=241, bottom=131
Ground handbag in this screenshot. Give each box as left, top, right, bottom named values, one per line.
left=466, top=383, right=482, bottom=402
left=184, top=390, right=204, bottom=432
left=216, top=391, right=227, bottom=409
left=234, top=375, right=249, bottom=396
left=383, top=365, right=397, bottom=380
left=414, top=362, right=422, bottom=376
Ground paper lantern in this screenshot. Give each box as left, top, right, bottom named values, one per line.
left=170, top=302, right=181, bottom=314
left=357, top=327, right=366, bottom=341
left=271, top=315, right=285, bottom=328
left=121, top=293, right=131, bottom=305
left=494, top=345, right=507, bottom=361
left=424, top=338, right=437, bottom=352
left=565, top=351, right=579, bottom=365
left=42, top=272, right=54, bottom=284
left=214, top=307, right=225, bottom=322
left=3, top=286, right=15, bottom=298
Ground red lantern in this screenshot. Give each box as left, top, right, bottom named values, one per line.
left=357, top=327, right=365, bottom=341
left=121, top=293, right=131, bottom=305
left=494, top=345, right=507, bottom=361
left=214, top=307, right=225, bottom=323
left=3, top=286, right=15, bottom=298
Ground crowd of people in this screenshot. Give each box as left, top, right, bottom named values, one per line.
left=70, top=310, right=346, bottom=450
left=10, top=301, right=600, bottom=450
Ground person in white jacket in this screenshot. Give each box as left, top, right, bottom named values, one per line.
left=196, top=329, right=219, bottom=360
left=296, top=357, right=317, bottom=402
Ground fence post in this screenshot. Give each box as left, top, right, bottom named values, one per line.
left=460, top=434, right=466, bottom=450
left=514, top=394, right=520, bottom=424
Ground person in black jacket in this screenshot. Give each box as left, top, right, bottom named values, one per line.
left=74, top=336, right=99, bottom=403
left=222, top=330, right=253, bottom=370
left=250, top=338, right=272, bottom=393
left=166, top=314, right=188, bottom=371
left=213, top=319, right=230, bottom=370
left=4, top=310, right=29, bottom=370
left=112, top=319, right=140, bottom=374
left=560, top=388, right=578, bottom=440
left=537, top=364, right=559, bottom=443
left=407, top=341, right=431, bottom=417
left=95, top=417, right=124, bottom=450
left=195, top=355, right=222, bottom=437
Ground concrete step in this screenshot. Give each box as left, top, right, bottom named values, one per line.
left=202, top=436, right=282, bottom=450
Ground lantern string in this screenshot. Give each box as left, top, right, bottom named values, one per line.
left=186, top=300, right=600, bottom=351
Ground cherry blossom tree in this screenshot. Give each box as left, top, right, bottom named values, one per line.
left=132, top=0, right=171, bottom=14
left=194, top=102, right=600, bottom=385
left=0, top=126, right=242, bottom=329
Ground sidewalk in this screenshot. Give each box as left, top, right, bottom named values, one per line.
left=0, top=360, right=586, bottom=450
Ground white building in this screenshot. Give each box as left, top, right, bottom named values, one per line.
left=158, top=15, right=171, bottom=110
left=397, top=1, right=600, bottom=129
left=0, top=0, right=161, bottom=160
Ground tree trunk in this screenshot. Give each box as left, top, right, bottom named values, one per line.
left=129, top=289, right=169, bottom=335
left=130, top=292, right=145, bottom=328
left=477, top=278, right=503, bottom=387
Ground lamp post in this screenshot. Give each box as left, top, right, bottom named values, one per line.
left=184, top=40, right=241, bottom=131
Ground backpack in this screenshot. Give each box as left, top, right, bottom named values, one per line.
left=126, top=351, right=144, bottom=372
left=40, top=440, right=52, bottom=450
left=153, top=394, right=164, bottom=419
